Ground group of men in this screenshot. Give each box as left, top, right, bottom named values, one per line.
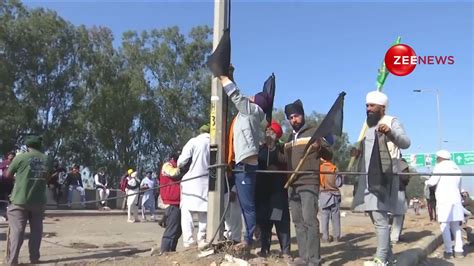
left=1, top=67, right=471, bottom=266
left=216, top=68, right=341, bottom=265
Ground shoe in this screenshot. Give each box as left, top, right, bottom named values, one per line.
left=150, top=247, right=164, bottom=256
left=257, top=250, right=268, bottom=257
left=363, top=258, right=388, bottom=266
left=198, top=240, right=208, bottom=249
left=127, top=219, right=136, bottom=223
left=321, top=238, right=331, bottom=243
left=289, top=257, right=307, bottom=266
left=443, top=252, right=453, bottom=259
left=281, top=254, right=292, bottom=263
left=183, top=242, right=197, bottom=249
left=232, top=242, right=250, bottom=253
left=454, top=251, right=464, bottom=258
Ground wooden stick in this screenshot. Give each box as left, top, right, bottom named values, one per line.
left=284, top=145, right=314, bottom=188
left=347, top=122, right=367, bottom=170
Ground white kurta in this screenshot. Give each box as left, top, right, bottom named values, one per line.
left=425, top=160, right=464, bottom=222
left=140, top=177, right=156, bottom=206
left=178, top=133, right=210, bottom=212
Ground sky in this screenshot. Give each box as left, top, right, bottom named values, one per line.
left=23, top=0, right=473, bottom=158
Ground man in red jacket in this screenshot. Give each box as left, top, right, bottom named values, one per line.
left=158, top=153, right=182, bottom=254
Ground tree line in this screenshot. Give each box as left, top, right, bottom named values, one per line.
left=0, top=0, right=352, bottom=184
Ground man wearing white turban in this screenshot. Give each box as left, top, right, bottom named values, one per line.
left=352, top=91, right=411, bottom=266
left=425, top=150, right=464, bottom=259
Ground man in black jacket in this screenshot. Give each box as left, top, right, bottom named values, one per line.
left=283, top=100, right=332, bottom=266
left=65, top=164, right=85, bottom=208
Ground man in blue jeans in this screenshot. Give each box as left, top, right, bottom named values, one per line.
left=218, top=65, right=270, bottom=251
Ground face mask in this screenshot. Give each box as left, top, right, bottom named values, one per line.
left=366, top=111, right=382, bottom=127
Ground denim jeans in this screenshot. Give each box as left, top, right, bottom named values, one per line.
left=68, top=185, right=85, bottom=205
left=234, top=163, right=257, bottom=244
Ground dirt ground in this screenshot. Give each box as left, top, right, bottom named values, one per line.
left=0, top=209, right=442, bottom=265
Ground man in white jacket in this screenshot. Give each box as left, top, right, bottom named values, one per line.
left=178, top=125, right=210, bottom=248
left=425, top=150, right=464, bottom=259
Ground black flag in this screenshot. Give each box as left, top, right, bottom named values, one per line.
left=206, top=29, right=231, bottom=77
left=303, top=92, right=346, bottom=154
left=262, top=73, right=276, bottom=123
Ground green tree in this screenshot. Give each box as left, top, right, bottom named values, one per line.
left=406, top=174, right=426, bottom=200
left=0, top=1, right=80, bottom=156
left=0, top=1, right=213, bottom=184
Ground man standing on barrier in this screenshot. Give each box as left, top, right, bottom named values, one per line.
left=216, top=65, right=270, bottom=252
left=352, top=91, right=410, bottom=266
left=4, top=135, right=53, bottom=265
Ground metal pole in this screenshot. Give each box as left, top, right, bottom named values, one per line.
left=413, top=89, right=443, bottom=150
left=207, top=0, right=228, bottom=243
left=435, top=89, right=442, bottom=150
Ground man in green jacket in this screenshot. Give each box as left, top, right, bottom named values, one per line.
left=4, top=136, right=53, bottom=265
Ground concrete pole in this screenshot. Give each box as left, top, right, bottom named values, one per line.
left=207, top=0, right=229, bottom=242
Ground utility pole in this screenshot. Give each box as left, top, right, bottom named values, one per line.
left=207, top=0, right=229, bottom=242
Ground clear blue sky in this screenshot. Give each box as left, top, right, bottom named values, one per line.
left=25, top=0, right=474, bottom=156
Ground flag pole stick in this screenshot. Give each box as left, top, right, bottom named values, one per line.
left=347, top=36, right=401, bottom=170
left=284, top=145, right=314, bottom=188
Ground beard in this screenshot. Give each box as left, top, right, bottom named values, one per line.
left=291, top=119, right=305, bottom=132
left=366, top=111, right=382, bottom=127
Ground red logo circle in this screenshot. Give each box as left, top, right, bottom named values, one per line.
left=384, top=44, right=417, bottom=76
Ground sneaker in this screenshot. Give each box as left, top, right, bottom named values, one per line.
left=443, top=252, right=453, bottom=259
left=150, top=247, right=164, bottom=256
left=321, top=238, right=331, bottom=244
left=257, top=250, right=268, bottom=257
left=183, top=242, right=197, bottom=249
left=454, top=251, right=464, bottom=258
left=198, top=240, right=208, bottom=249
left=127, top=219, right=136, bottom=223
left=363, top=258, right=388, bottom=266
left=289, top=257, right=307, bottom=266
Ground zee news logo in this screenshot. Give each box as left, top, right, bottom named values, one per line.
left=384, top=44, right=455, bottom=76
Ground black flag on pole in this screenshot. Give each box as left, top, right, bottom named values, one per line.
left=303, top=92, right=346, bottom=154
left=206, top=29, right=231, bottom=77
left=262, top=73, right=276, bottom=123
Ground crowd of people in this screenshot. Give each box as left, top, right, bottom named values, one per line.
left=0, top=68, right=472, bottom=266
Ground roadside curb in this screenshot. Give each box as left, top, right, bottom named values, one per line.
left=396, top=231, right=442, bottom=265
